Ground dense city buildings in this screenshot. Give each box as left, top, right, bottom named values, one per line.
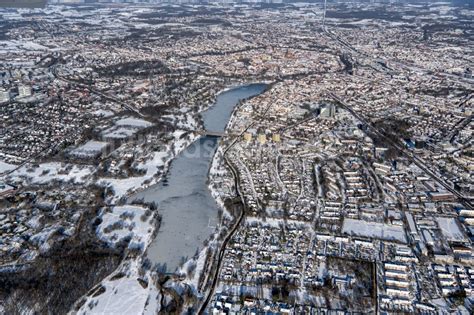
left=0, top=1, right=473, bottom=314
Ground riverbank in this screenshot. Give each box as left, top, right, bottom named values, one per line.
left=70, top=83, right=269, bottom=314
left=129, top=84, right=268, bottom=274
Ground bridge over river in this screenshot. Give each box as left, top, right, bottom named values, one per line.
left=129, top=83, right=268, bottom=274
left=183, top=129, right=240, bottom=137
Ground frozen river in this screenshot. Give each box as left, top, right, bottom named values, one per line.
left=130, top=84, right=267, bottom=273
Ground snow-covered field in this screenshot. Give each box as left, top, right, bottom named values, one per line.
left=70, top=141, right=109, bottom=158
left=176, top=245, right=210, bottom=290
left=0, top=160, right=16, bottom=174
left=115, top=117, right=153, bottom=128
left=6, top=162, right=93, bottom=185
left=436, top=217, right=467, bottom=242
left=76, top=260, right=161, bottom=315
left=0, top=40, right=49, bottom=52
left=93, top=109, right=115, bottom=118
left=78, top=203, right=161, bottom=315
left=97, top=205, right=154, bottom=252
left=208, top=146, right=235, bottom=219
left=101, top=126, right=137, bottom=140
left=29, top=224, right=62, bottom=254
left=161, top=111, right=198, bottom=130
left=100, top=116, right=152, bottom=140
left=342, top=218, right=407, bottom=243
left=101, top=130, right=196, bottom=202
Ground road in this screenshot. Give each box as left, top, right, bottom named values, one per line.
left=185, top=18, right=470, bottom=313
left=449, top=113, right=473, bottom=143
left=319, top=20, right=473, bottom=209
left=197, top=87, right=274, bottom=313
left=197, top=154, right=246, bottom=314
left=1, top=67, right=145, bottom=178
left=0, top=65, right=122, bottom=178
left=53, top=66, right=250, bottom=140
left=329, top=92, right=473, bottom=210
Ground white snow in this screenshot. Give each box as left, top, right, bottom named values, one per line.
left=177, top=246, right=209, bottom=290
left=101, top=151, right=168, bottom=201
left=436, top=217, right=467, bottom=242
left=77, top=260, right=160, bottom=315
left=97, top=205, right=154, bottom=252
left=93, top=109, right=115, bottom=117
left=208, top=141, right=243, bottom=221
left=0, top=40, right=49, bottom=52
left=29, top=224, right=63, bottom=253
left=29, top=225, right=58, bottom=247
left=0, top=160, right=16, bottom=174
left=115, top=117, right=152, bottom=128
left=101, top=131, right=196, bottom=202
left=70, top=141, right=108, bottom=157
left=7, top=162, right=93, bottom=184
left=246, top=216, right=312, bottom=229
left=161, top=112, right=198, bottom=130
left=101, top=126, right=137, bottom=140
left=342, top=218, right=407, bottom=243
left=25, top=216, right=42, bottom=229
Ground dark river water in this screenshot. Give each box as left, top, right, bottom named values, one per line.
left=131, top=83, right=267, bottom=272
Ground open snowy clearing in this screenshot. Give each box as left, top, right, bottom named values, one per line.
left=97, top=205, right=154, bottom=252
left=342, top=218, right=407, bottom=243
